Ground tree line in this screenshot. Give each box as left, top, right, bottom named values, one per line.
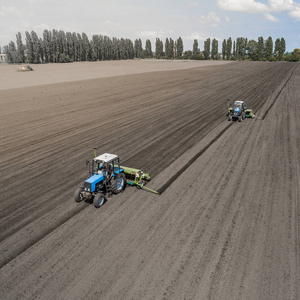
left=1, top=29, right=299, bottom=63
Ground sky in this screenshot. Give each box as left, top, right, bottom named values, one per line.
left=0, top=0, right=299, bottom=52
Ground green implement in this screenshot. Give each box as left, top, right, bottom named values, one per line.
left=121, top=166, right=159, bottom=194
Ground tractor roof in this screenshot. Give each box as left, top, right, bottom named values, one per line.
left=94, top=153, right=119, bottom=163
left=234, top=101, right=245, bottom=104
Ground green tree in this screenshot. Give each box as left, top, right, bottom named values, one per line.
left=155, top=38, right=163, bottom=59
left=257, top=36, right=264, bottom=60
left=222, top=39, right=226, bottom=59
left=42, top=30, right=52, bottom=63
left=4, top=41, right=18, bottom=63
left=285, top=48, right=300, bottom=62
left=265, top=36, right=273, bottom=60
left=275, top=37, right=286, bottom=60
left=39, top=37, right=45, bottom=63
left=274, top=38, right=281, bottom=59
left=236, top=37, right=247, bottom=59
left=281, top=38, right=286, bottom=56
left=52, top=29, right=60, bottom=62
left=72, top=33, right=78, bottom=61
left=211, top=38, right=218, bottom=60
left=25, top=31, right=34, bottom=63
left=165, top=38, right=174, bottom=59
left=16, top=32, right=25, bottom=63
left=183, top=50, right=193, bottom=59
left=102, top=36, right=112, bottom=60
left=58, top=30, right=67, bottom=59
left=169, top=38, right=174, bottom=59
left=76, top=33, right=84, bottom=61
left=176, top=37, right=183, bottom=58
left=203, top=38, right=210, bottom=60
left=66, top=32, right=75, bottom=61
left=145, top=39, right=153, bottom=58
left=165, top=38, right=169, bottom=58
left=247, top=39, right=259, bottom=60
left=32, top=34, right=41, bottom=63
left=192, top=39, right=199, bottom=57
left=126, top=39, right=134, bottom=59
left=226, top=37, right=232, bottom=60
left=82, top=32, right=92, bottom=61
left=233, top=40, right=236, bottom=58
left=134, top=39, right=143, bottom=58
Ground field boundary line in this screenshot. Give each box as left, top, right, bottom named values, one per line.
left=262, top=63, right=298, bottom=120
left=157, top=122, right=233, bottom=194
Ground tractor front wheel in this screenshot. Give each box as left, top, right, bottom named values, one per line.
left=93, top=193, right=105, bottom=208
left=74, top=187, right=84, bottom=203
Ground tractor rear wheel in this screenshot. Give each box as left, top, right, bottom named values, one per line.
left=93, top=193, right=105, bottom=208
left=74, top=187, right=84, bottom=202
left=111, top=173, right=125, bottom=194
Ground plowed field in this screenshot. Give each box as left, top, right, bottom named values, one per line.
left=0, top=61, right=299, bottom=299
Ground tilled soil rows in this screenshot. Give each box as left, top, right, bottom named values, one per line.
left=0, top=61, right=299, bottom=299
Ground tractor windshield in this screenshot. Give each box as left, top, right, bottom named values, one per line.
left=233, top=103, right=242, bottom=109
left=92, top=160, right=105, bottom=174
left=92, top=158, right=120, bottom=175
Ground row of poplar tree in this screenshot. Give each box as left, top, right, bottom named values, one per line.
left=1, top=29, right=288, bottom=64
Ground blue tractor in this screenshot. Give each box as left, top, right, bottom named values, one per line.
left=74, top=153, right=126, bottom=207
left=227, top=100, right=253, bottom=122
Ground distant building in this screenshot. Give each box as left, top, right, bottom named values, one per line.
left=0, top=54, right=6, bottom=63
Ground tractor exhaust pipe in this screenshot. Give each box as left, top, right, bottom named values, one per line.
left=94, top=147, right=97, bottom=158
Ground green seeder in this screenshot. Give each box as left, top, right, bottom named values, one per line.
left=121, top=166, right=158, bottom=194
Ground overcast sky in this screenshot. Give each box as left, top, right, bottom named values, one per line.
left=1, top=0, right=299, bottom=52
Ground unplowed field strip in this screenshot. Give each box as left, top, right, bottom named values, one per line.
left=0, top=61, right=299, bottom=299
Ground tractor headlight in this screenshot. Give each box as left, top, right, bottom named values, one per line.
left=84, top=182, right=91, bottom=192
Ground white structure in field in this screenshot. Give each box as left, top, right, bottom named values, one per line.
left=0, top=54, right=6, bottom=63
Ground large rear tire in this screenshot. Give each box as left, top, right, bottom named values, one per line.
left=93, top=193, right=105, bottom=208
left=74, top=187, right=84, bottom=202
left=111, top=173, right=125, bottom=194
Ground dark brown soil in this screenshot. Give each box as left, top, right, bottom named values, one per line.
left=0, top=61, right=299, bottom=300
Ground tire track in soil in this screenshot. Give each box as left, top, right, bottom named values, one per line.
left=0, top=202, right=89, bottom=269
